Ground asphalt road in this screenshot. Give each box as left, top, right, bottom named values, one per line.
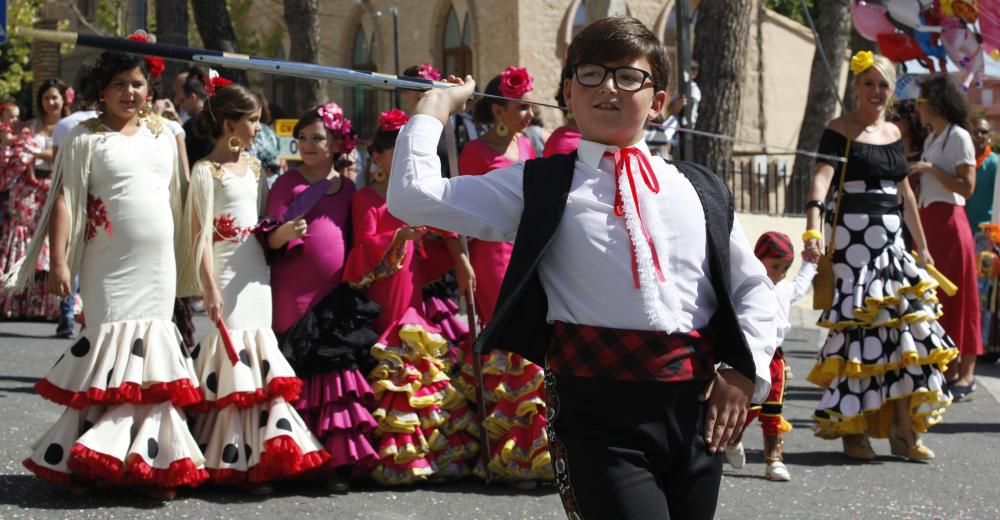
left=1, top=319, right=998, bottom=519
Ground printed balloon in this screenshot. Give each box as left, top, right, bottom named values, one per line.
left=852, top=1, right=898, bottom=41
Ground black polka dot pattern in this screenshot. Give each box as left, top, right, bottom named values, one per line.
left=262, top=360, right=271, bottom=379
left=147, top=438, right=159, bottom=459
left=132, top=338, right=144, bottom=357
left=813, top=188, right=957, bottom=436
left=191, top=343, right=201, bottom=359
left=206, top=373, right=218, bottom=394
left=238, top=349, right=250, bottom=367
left=70, top=337, right=91, bottom=357
left=43, top=444, right=63, bottom=465
left=258, top=410, right=269, bottom=429
left=222, top=443, right=239, bottom=464
left=244, top=443, right=252, bottom=461
left=276, top=418, right=292, bottom=432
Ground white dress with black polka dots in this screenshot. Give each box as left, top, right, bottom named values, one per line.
left=24, top=121, right=208, bottom=488
left=185, top=158, right=327, bottom=483
left=809, top=179, right=957, bottom=439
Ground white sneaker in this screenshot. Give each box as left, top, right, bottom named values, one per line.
left=724, top=442, right=745, bottom=470
left=765, top=460, right=791, bottom=481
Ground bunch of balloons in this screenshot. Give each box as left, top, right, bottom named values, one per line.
left=850, top=0, right=998, bottom=88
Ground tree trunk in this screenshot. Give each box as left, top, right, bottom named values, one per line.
left=691, top=0, right=753, bottom=168
left=283, top=0, right=324, bottom=115
left=786, top=0, right=851, bottom=214
left=191, top=0, right=248, bottom=85
left=155, top=0, right=189, bottom=100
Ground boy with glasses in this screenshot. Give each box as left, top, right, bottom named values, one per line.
left=388, top=17, right=776, bottom=519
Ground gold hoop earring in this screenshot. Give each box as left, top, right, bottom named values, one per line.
left=495, top=120, right=509, bottom=137
left=371, top=169, right=388, bottom=183
left=228, top=136, right=243, bottom=153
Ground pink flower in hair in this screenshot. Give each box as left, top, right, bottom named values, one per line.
left=498, top=66, right=534, bottom=99
left=378, top=109, right=410, bottom=132
left=65, top=87, right=75, bottom=106
left=417, top=62, right=441, bottom=81
left=317, top=102, right=346, bottom=132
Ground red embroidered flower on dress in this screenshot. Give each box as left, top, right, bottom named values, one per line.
left=498, top=66, right=534, bottom=99
left=86, top=194, right=112, bottom=241
left=213, top=213, right=254, bottom=243
left=378, top=109, right=410, bottom=132
left=126, top=30, right=165, bottom=79
left=417, top=62, right=441, bottom=81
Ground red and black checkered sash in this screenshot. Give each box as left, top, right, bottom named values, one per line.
left=547, top=321, right=715, bottom=382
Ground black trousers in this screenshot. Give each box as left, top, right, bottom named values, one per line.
left=545, top=372, right=722, bottom=520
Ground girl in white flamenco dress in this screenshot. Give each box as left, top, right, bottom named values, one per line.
left=6, top=52, right=207, bottom=497
left=179, top=81, right=328, bottom=491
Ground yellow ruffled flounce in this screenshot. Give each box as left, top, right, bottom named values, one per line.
left=813, top=388, right=952, bottom=439
left=807, top=348, right=958, bottom=389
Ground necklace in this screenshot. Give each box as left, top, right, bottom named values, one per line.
left=850, top=114, right=880, bottom=134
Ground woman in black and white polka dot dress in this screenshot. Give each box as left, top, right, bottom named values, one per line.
left=802, top=52, right=957, bottom=462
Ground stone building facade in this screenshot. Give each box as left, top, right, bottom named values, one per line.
left=243, top=0, right=822, bottom=158
left=29, top=0, right=824, bottom=161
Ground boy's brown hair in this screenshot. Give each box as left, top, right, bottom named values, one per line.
left=565, top=16, right=672, bottom=93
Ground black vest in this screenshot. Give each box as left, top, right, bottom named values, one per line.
left=472, top=153, right=758, bottom=382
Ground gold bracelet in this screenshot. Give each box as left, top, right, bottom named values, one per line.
left=802, top=229, right=823, bottom=242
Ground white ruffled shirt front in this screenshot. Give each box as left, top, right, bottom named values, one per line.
left=388, top=114, right=778, bottom=402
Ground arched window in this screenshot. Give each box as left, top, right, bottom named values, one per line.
left=352, top=25, right=375, bottom=71
left=348, top=23, right=383, bottom=140
left=443, top=6, right=473, bottom=77
left=572, top=0, right=588, bottom=37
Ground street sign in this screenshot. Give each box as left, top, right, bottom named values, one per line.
left=274, top=118, right=297, bottom=137
left=0, top=0, right=8, bottom=46
left=278, top=136, right=300, bottom=161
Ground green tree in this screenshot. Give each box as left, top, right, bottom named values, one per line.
left=763, top=0, right=816, bottom=25
left=0, top=0, right=43, bottom=99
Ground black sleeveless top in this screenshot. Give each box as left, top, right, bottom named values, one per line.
left=816, top=129, right=909, bottom=188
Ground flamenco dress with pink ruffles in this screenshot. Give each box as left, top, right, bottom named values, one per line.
left=344, top=186, right=478, bottom=485
left=456, top=136, right=553, bottom=482
left=266, top=170, right=380, bottom=478
left=0, top=124, right=61, bottom=320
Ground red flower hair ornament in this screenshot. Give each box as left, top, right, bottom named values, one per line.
left=378, top=109, right=410, bottom=132
left=127, top=30, right=165, bottom=78
left=498, top=66, right=534, bottom=99
left=205, top=69, right=234, bottom=96
left=417, top=62, right=441, bottom=81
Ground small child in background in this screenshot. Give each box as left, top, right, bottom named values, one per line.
left=726, top=231, right=816, bottom=482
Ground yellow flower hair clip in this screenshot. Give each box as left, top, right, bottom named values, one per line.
left=850, top=50, right=875, bottom=76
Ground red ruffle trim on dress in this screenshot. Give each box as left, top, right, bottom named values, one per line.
left=190, top=377, right=303, bottom=411
left=68, top=444, right=208, bottom=488
left=36, top=378, right=202, bottom=409
left=22, top=458, right=73, bottom=485
left=248, top=436, right=331, bottom=483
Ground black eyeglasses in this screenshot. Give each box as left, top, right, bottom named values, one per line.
left=572, top=63, right=652, bottom=92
